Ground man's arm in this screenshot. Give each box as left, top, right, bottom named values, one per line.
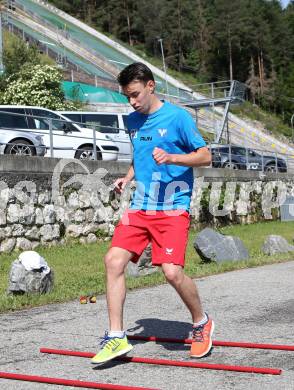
left=124, top=163, right=135, bottom=181
left=152, top=146, right=211, bottom=167
left=113, top=162, right=134, bottom=193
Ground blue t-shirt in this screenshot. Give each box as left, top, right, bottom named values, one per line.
left=127, top=101, right=206, bottom=211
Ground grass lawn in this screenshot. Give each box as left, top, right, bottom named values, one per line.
left=0, top=221, right=293, bottom=313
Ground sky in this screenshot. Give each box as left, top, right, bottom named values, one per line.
left=280, top=0, right=291, bottom=8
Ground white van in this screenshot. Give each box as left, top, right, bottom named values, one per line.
left=0, top=106, right=119, bottom=161
left=59, top=111, right=132, bottom=161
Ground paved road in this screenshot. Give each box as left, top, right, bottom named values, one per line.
left=0, top=261, right=294, bottom=390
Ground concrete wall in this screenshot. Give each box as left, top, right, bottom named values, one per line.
left=2, top=154, right=293, bottom=180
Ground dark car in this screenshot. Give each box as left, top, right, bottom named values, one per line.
left=210, top=145, right=287, bottom=172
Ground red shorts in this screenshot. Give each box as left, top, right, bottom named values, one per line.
left=111, top=209, right=190, bottom=267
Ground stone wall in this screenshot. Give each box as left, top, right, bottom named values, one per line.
left=0, top=155, right=293, bottom=253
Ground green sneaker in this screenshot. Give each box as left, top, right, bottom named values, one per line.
left=91, top=332, right=133, bottom=364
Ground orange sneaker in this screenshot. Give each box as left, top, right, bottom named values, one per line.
left=190, top=316, right=214, bottom=358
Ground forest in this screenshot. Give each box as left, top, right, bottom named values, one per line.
left=48, top=0, right=294, bottom=124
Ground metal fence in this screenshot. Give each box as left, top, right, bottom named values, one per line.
left=189, top=80, right=246, bottom=101
left=208, top=143, right=292, bottom=173
left=0, top=109, right=293, bottom=172
left=0, top=110, right=130, bottom=160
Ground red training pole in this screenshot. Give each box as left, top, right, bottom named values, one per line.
left=40, top=348, right=282, bottom=375
left=127, top=335, right=294, bottom=351
left=0, top=371, right=159, bottom=390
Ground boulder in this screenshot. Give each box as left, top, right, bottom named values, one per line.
left=74, top=210, right=85, bottom=223
left=0, top=210, right=6, bottom=226
left=35, top=208, right=44, bottom=225
left=127, top=244, right=159, bottom=277
left=66, top=224, right=83, bottom=238
left=40, top=224, right=60, bottom=241
left=7, top=259, right=54, bottom=295
left=83, top=223, right=99, bottom=236
left=86, top=233, right=97, bottom=244
left=16, top=238, right=32, bottom=251
left=43, top=205, right=56, bottom=224
left=12, top=224, right=26, bottom=237
left=262, top=235, right=294, bottom=255
left=25, top=226, right=41, bottom=240
left=38, top=191, right=51, bottom=206
left=194, top=228, right=249, bottom=263
left=0, top=238, right=16, bottom=253
left=7, top=204, right=20, bottom=224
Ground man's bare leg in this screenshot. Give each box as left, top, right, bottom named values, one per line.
left=104, top=247, right=133, bottom=331
left=161, top=263, right=204, bottom=323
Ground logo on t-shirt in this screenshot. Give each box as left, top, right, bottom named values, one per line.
left=158, top=128, right=167, bottom=137
left=165, top=248, right=173, bottom=255
left=130, top=129, right=138, bottom=139
left=140, top=136, right=152, bottom=141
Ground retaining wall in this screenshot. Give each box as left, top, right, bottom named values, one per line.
left=0, top=155, right=293, bottom=253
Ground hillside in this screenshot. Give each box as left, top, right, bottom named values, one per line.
left=47, top=0, right=294, bottom=128
left=2, top=0, right=294, bottom=167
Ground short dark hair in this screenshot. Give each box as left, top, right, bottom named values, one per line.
left=117, top=62, right=154, bottom=87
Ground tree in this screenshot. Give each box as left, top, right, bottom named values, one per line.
left=278, top=63, right=294, bottom=123
left=3, top=37, right=39, bottom=77
left=0, top=31, right=54, bottom=90
left=92, top=0, right=138, bottom=45
left=246, top=56, right=260, bottom=105
left=2, top=64, right=75, bottom=110
left=209, top=0, right=247, bottom=80
left=188, top=0, right=211, bottom=76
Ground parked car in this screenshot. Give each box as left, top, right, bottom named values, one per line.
left=0, top=110, right=46, bottom=157
left=210, top=144, right=287, bottom=172
left=59, top=111, right=132, bottom=161
left=0, top=106, right=119, bottom=161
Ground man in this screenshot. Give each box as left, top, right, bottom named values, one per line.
left=91, top=62, right=213, bottom=364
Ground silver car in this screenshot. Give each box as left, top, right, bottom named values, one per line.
left=0, top=129, right=46, bottom=156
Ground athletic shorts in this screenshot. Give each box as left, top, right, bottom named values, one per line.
left=111, top=209, right=190, bottom=267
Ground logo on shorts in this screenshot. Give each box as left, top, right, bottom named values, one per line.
left=165, top=248, right=173, bottom=255
left=158, top=128, right=167, bottom=137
